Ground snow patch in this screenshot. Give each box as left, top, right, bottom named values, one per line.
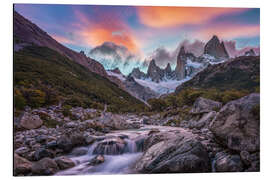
left=135, top=78, right=191, bottom=95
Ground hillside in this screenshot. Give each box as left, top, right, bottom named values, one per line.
left=14, top=45, right=148, bottom=113
left=14, top=11, right=107, bottom=78
left=175, top=56, right=260, bottom=93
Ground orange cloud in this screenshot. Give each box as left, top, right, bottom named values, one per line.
left=74, top=10, right=140, bottom=53
left=194, top=23, right=260, bottom=40
left=137, top=6, right=247, bottom=28
left=80, top=28, right=139, bottom=53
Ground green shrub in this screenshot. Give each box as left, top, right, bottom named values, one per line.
left=62, top=105, right=72, bottom=117
left=14, top=45, right=147, bottom=113
left=14, top=90, right=26, bottom=110
left=148, top=98, right=168, bottom=111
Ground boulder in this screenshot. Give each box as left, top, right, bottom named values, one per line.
left=14, top=153, right=33, bottom=175
left=209, top=93, right=260, bottom=152
left=190, top=97, right=222, bottom=114
left=55, top=156, right=75, bottom=170
left=214, top=151, right=244, bottom=172
left=34, top=148, right=55, bottom=161
left=31, top=158, right=59, bottom=175
left=88, top=155, right=105, bottom=166
left=56, top=136, right=73, bottom=153
left=240, top=151, right=251, bottom=166
left=142, top=131, right=178, bottom=151
left=135, top=136, right=211, bottom=173
left=188, top=111, right=217, bottom=129
left=71, top=147, right=89, bottom=156
left=20, top=112, right=43, bottom=129
left=93, top=137, right=126, bottom=155
left=15, top=147, right=29, bottom=156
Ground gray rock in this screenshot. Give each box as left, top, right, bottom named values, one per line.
left=31, top=158, right=59, bottom=175
left=14, top=153, right=33, bottom=176
left=34, top=148, right=55, bottom=161
left=71, top=147, right=89, bottom=156
left=20, top=112, right=43, bottom=130
left=214, top=151, right=244, bottom=172
left=190, top=97, right=222, bottom=114
left=210, top=93, right=260, bottom=152
left=240, top=151, right=251, bottom=166
left=188, top=111, right=217, bottom=130
left=56, top=136, right=73, bottom=153
left=15, top=147, right=29, bottom=156
left=55, top=156, right=75, bottom=170
left=88, top=155, right=105, bottom=166
left=135, top=136, right=211, bottom=173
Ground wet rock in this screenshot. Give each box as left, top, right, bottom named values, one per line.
left=46, top=141, right=58, bottom=150
left=14, top=153, right=33, bottom=176
left=31, top=158, right=59, bottom=175
left=93, top=137, right=126, bottom=155
left=210, top=93, right=260, bottom=152
left=20, top=112, right=43, bottom=129
left=85, top=136, right=96, bottom=145
left=71, top=147, right=89, bottom=156
left=143, top=131, right=179, bottom=151
left=56, top=136, right=73, bottom=153
left=34, top=148, right=55, bottom=161
left=190, top=97, right=222, bottom=114
left=70, top=133, right=87, bottom=147
left=214, top=151, right=244, bottom=172
left=136, top=136, right=211, bottom=173
left=55, top=156, right=75, bottom=170
left=35, top=135, right=48, bottom=144
left=240, top=151, right=251, bottom=166
left=15, top=147, right=29, bottom=156
left=88, top=155, right=105, bottom=166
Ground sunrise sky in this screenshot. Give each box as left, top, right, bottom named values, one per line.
left=14, top=4, right=260, bottom=61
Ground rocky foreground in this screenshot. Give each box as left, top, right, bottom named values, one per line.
left=14, top=93, right=260, bottom=176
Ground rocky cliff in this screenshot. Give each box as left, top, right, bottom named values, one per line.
left=204, top=35, right=229, bottom=59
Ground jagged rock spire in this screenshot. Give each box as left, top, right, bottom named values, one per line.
left=175, top=46, right=187, bottom=80
left=204, top=35, right=229, bottom=59
left=147, top=59, right=165, bottom=82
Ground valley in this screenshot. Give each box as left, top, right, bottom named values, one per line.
left=13, top=8, right=260, bottom=176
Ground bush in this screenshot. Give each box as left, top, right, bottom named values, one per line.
left=22, top=89, right=46, bottom=108
left=148, top=98, right=168, bottom=111
left=14, top=89, right=26, bottom=110
left=62, top=105, right=72, bottom=117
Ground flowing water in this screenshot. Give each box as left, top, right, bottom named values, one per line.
left=55, top=125, right=195, bottom=175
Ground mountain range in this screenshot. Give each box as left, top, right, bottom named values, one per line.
left=14, top=10, right=259, bottom=107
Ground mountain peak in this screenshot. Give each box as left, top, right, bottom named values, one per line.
left=165, top=63, right=172, bottom=72
left=204, top=35, right=229, bottom=59
left=147, top=59, right=164, bottom=82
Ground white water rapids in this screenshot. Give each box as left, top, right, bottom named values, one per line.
left=55, top=125, right=194, bottom=175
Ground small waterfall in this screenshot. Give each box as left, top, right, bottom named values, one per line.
left=56, top=134, right=146, bottom=175
left=124, top=139, right=138, bottom=153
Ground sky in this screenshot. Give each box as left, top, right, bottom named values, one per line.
left=14, top=4, right=260, bottom=74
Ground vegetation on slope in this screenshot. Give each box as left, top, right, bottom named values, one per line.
left=148, top=56, right=260, bottom=112
left=14, top=46, right=148, bottom=113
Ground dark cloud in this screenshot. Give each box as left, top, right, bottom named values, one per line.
left=176, top=39, right=205, bottom=57
left=149, top=39, right=206, bottom=68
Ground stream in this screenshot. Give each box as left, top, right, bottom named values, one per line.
left=55, top=125, right=194, bottom=175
